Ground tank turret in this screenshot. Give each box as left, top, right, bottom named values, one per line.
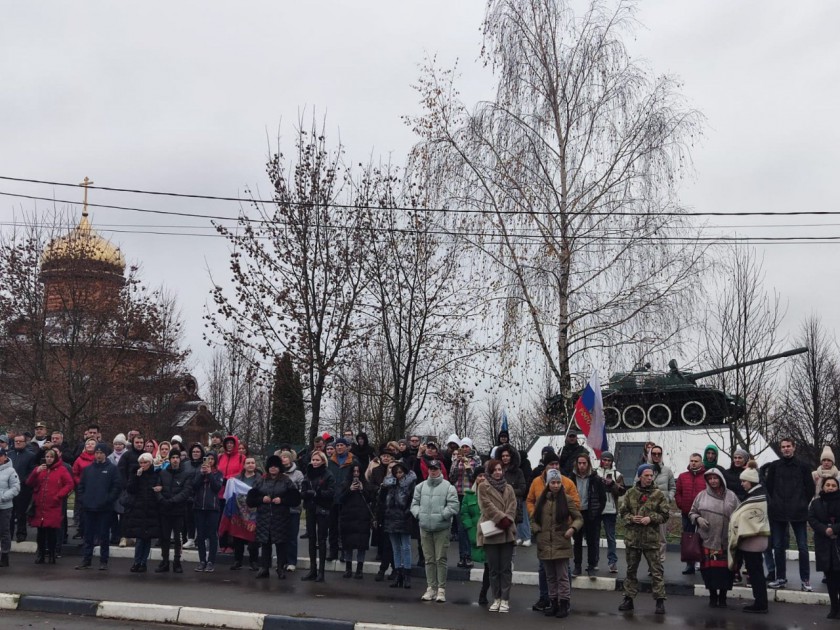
left=549, top=347, right=807, bottom=431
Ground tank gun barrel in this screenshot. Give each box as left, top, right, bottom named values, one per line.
left=690, top=347, right=808, bottom=381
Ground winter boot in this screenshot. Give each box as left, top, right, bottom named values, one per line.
left=544, top=598, right=559, bottom=617
left=403, top=569, right=411, bottom=589
left=173, top=558, right=183, bottom=573
left=47, top=549, right=56, bottom=565
left=618, top=596, right=634, bottom=612
left=276, top=565, right=286, bottom=580
left=375, top=568, right=386, bottom=581
left=315, top=554, right=326, bottom=582
left=155, top=560, right=170, bottom=573
left=343, top=561, right=353, bottom=578
left=0, top=553, right=8, bottom=567
left=655, top=598, right=666, bottom=615
left=256, top=555, right=271, bottom=579
left=557, top=599, right=570, bottom=618
left=389, top=568, right=404, bottom=588
left=302, top=555, right=318, bottom=581
left=354, top=562, right=364, bottom=579
left=34, top=549, right=45, bottom=564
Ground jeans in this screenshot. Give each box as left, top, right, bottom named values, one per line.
left=194, top=509, right=219, bottom=564
left=538, top=559, right=548, bottom=600
left=389, top=533, right=412, bottom=569
left=286, top=511, right=300, bottom=566
left=485, top=541, right=514, bottom=601
left=573, top=510, right=601, bottom=569
left=0, top=508, right=11, bottom=553
left=81, top=510, right=112, bottom=563
left=420, top=528, right=451, bottom=589
left=771, top=520, right=809, bottom=582
left=133, top=537, right=152, bottom=566
left=515, top=499, right=531, bottom=541
left=602, top=513, right=617, bottom=565
left=160, top=514, right=184, bottom=561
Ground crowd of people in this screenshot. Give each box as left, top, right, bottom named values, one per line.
left=0, top=423, right=838, bottom=620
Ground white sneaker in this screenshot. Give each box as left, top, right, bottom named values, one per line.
left=118, top=538, right=127, bottom=548
left=489, top=599, right=501, bottom=612
left=182, top=539, right=195, bottom=549
left=421, top=587, right=437, bottom=601
left=521, top=539, right=532, bottom=547
left=515, top=538, right=523, bottom=546
left=499, top=600, right=510, bottom=613
left=436, top=588, right=446, bottom=603
left=286, top=564, right=296, bottom=572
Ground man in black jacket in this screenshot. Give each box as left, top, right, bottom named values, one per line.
left=559, top=432, right=588, bottom=476
left=764, top=438, right=815, bottom=591
left=75, top=444, right=122, bottom=570
left=571, top=453, right=607, bottom=577
left=156, top=450, right=193, bottom=574
left=9, top=435, right=36, bottom=542
left=117, top=434, right=146, bottom=482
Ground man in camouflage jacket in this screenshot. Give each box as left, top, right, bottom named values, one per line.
left=618, top=464, right=671, bottom=615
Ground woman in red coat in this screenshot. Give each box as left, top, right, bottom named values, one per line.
left=27, top=448, right=74, bottom=564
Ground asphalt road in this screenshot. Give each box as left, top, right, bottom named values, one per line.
left=4, top=610, right=185, bottom=629
left=0, top=553, right=830, bottom=630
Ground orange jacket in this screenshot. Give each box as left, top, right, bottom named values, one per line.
left=527, top=469, right=580, bottom=517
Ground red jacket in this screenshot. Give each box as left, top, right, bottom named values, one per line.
left=675, top=466, right=707, bottom=514
left=217, top=435, right=245, bottom=496
left=72, top=450, right=95, bottom=485
left=27, top=461, right=74, bottom=528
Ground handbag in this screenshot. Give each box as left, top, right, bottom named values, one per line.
left=680, top=530, right=703, bottom=563
left=480, top=519, right=504, bottom=537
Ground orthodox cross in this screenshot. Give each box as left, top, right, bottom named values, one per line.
left=80, top=176, right=94, bottom=217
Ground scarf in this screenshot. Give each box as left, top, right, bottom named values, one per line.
left=487, top=475, right=508, bottom=495
left=818, top=465, right=839, bottom=479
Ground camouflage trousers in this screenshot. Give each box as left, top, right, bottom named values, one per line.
left=623, top=546, right=666, bottom=600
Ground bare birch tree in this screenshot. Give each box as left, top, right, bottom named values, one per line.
left=773, top=316, right=840, bottom=466
left=209, top=118, right=374, bottom=444
left=408, top=0, right=706, bottom=415
left=702, top=245, right=786, bottom=456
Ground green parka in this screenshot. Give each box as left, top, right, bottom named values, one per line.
left=459, top=487, right=485, bottom=563
left=619, top=481, right=670, bottom=549
left=531, top=488, right=583, bottom=561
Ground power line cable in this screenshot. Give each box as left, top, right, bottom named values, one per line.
left=3, top=174, right=840, bottom=217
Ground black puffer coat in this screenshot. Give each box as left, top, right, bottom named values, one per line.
left=808, top=490, right=840, bottom=573
left=301, top=464, right=335, bottom=517
left=340, top=464, right=373, bottom=550
left=247, top=474, right=301, bottom=544
left=380, top=468, right=416, bottom=534
left=123, top=468, right=161, bottom=539
left=765, top=455, right=815, bottom=521
left=158, top=465, right=193, bottom=517
left=498, top=444, right=527, bottom=523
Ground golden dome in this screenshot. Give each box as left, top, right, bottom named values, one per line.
left=41, top=177, right=126, bottom=272
left=41, top=213, right=126, bottom=271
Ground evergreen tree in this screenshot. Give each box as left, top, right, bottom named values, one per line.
left=269, top=353, right=306, bottom=447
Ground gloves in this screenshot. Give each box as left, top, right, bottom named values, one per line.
left=696, top=517, right=710, bottom=529
left=498, top=517, right=513, bottom=530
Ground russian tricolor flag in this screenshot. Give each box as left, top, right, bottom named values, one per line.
left=573, top=370, right=609, bottom=458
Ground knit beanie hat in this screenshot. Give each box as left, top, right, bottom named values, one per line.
left=740, top=460, right=760, bottom=484
left=733, top=448, right=750, bottom=461
left=600, top=451, right=614, bottom=461
left=636, top=463, right=654, bottom=478
left=113, top=433, right=127, bottom=445
left=546, top=469, right=562, bottom=483
left=94, top=442, right=110, bottom=455
left=821, top=445, right=836, bottom=464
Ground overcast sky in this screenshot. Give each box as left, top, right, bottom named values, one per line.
left=2, top=1, right=839, bottom=407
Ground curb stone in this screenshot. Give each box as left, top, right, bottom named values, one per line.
left=6, top=542, right=831, bottom=607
